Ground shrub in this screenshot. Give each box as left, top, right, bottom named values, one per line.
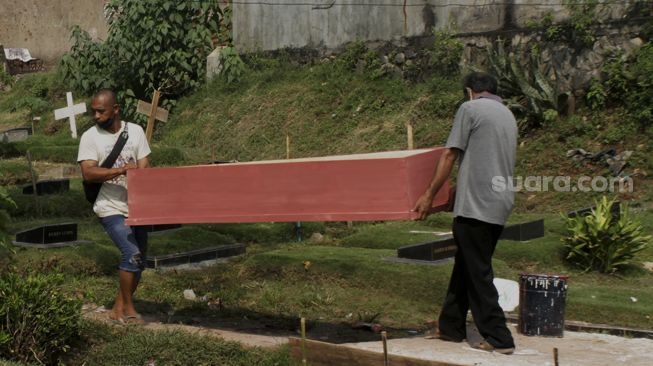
left=0, top=272, right=82, bottom=364
left=430, top=29, right=464, bottom=76
left=60, top=0, right=223, bottom=124
left=562, top=196, right=650, bottom=273
left=0, top=188, right=17, bottom=269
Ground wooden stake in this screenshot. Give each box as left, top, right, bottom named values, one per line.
left=286, top=134, right=291, bottom=159
left=26, top=151, right=40, bottom=216
left=406, top=121, right=414, bottom=150
left=145, top=90, right=161, bottom=142
left=553, top=347, right=559, bottom=366
left=301, top=317, right=307, bottom=365
left=381, top=331, right=389, bottom=366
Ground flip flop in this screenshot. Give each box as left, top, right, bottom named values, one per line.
left=122, top=314, right=145, bottom=325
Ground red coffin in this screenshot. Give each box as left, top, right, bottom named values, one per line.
left=125, top=148, right=450, bottom=225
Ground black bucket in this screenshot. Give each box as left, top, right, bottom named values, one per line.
left=519, top=274, right=568, bottom=337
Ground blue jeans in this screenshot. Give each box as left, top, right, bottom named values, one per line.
left=100, top=215, right=148, bottom=273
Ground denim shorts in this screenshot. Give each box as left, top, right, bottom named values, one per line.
left=100, top=215, right=148, bottom=273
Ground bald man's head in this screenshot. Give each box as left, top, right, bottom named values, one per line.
left=93, top=89, right=117, bottom=105
left=91, top=89, right=120, bottom=131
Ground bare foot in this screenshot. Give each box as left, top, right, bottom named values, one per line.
left=109, top=307, right=124, bottom=321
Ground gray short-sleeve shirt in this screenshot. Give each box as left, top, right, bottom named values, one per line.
left=445, top=97, right=517, bottom=226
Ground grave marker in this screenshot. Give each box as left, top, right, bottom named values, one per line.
left=13, top=223, right=90, bottom=248
left=136, top=90, right=169, bottom=142
left=145, top=243, right=246, bottom=268
left=54, top=92, right=86, bottom=138
left=500, top=219, right=545, bottom=241
left=397, top=237, right=457, bottom=261
left=22, top=178, right=70, bottom=195
left=1, top=127, right=31, bottom=143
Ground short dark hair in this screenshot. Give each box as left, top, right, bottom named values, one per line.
left=93, top=88, right=117, bottom=105
left=462, top=72, right=498, bottom=94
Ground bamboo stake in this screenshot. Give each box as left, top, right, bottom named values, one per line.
left=301, top=317, right=307, bottom=365
left=26, top=151, right=40, bottom=216
left=381, top=331, right=389, bottom=366
left=553, top=347, right=559, bottom=366
left=406, top=121, right=414, bottom=150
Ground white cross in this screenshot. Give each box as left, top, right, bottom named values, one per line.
left=54, top=92, right=86, bottom=139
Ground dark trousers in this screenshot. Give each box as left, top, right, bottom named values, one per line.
left=438, top=216, right=514, bottom=348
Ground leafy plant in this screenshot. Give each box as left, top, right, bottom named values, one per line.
left=60, top=0, right=222, bottom=124
left=430, top=29, right=464, bottom=76
left=0, top=272, right=82, bottom=364
left=0, top=187, right=16, bottom=269
left=565, top=0, right=601, bottom=48
left=486, top=39, right=567, bottom=128
left=218, top=46, right=246, bottom=84
left=586, top=78, right=606, bottom=110
left=562, top=196, right=650, bottom=273
left=0, top=69, right=15, bottom=87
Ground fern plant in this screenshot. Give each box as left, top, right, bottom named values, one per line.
left=562, top=196, right=650, bottom=274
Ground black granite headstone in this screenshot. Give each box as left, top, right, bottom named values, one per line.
left=397, top=237, right=457, bottom=261
left=142, top=224, right=183, bottom=233
left=500, top=219, right=545, bottom=241
left=567, top=201, right=620, bottom=219
left=14, top=223, right=78, bottom=247
left=22, top=179, right=70, bottom=195
left=146, top=243, right=246, bottom=268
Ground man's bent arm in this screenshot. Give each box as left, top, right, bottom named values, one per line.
left=80, top=160, right=137, bottom=183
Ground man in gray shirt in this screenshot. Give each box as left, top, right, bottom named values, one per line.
left=414, top=72, right=517, bottom=354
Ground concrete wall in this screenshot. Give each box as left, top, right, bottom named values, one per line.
left=0, top=0, right=108, bottom=64
left=233, top=0, right=632, bottom=52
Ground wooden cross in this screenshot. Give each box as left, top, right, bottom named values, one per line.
left=54, top=92, right=86, bottom=138
left=137, top=90, right=169, bottom=142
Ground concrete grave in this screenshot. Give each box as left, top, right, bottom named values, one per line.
left=22, top=178, right=70, bottom=195
left=13, top=223, right=91, bottom=248
left=1, top=127, right=31, bottom=143
left=142, top=224, right=182, bottom=235
left=397, top=237, right=457, bottom=261
left=500, top=219, right=545, bottom=241
left=146, top=243, right=246, bottom=269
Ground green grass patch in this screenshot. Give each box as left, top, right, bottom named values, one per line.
left=64, top=321, right=288, bottom=366
left=0, top=159, right=33, bottom=186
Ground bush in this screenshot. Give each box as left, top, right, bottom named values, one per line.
left=0, top=188, right=17, bottom=270
left=60, top=0, right=222, bottom=124
left=430, top=29, right=464, bottom=76
left=562, top=196, right=650, bottom=273
left=0, top=272, right=82, bottom=365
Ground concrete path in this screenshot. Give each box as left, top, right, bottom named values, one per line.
left=345, top=324, right=653, bottom=366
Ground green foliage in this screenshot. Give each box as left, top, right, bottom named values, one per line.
left=430, top=29, right=464, bottom=76
left=60, top=0, right=222, bottom=124
left=0, top=160, right=33, bottom=186
left=486, top=39, right=566, bottom=128
left=0, top=70, right=15, bottom=87
left=600, top=43, right=653, bottom=125
left=218, top=46, right=246, bottom=84
left=562, top=196, right=650, bottom=273
left=79, top=328, right=288, bottom=366
left=0, top=272, right=82, bottom=365
left=0, top=187, right=16, bottom=269
left=565, top=0, right=600, bottom=47
left=586, top=78, right=607, bottom=110
left=150, top=146, right=187, bottom=166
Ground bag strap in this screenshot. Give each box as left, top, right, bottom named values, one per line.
left=99, top=122, right=129, bottom=169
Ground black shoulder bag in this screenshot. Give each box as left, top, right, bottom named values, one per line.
left=83, top=124, right=129, bottom=203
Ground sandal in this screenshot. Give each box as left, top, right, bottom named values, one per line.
left=122, top=314, right=145, bottom=325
